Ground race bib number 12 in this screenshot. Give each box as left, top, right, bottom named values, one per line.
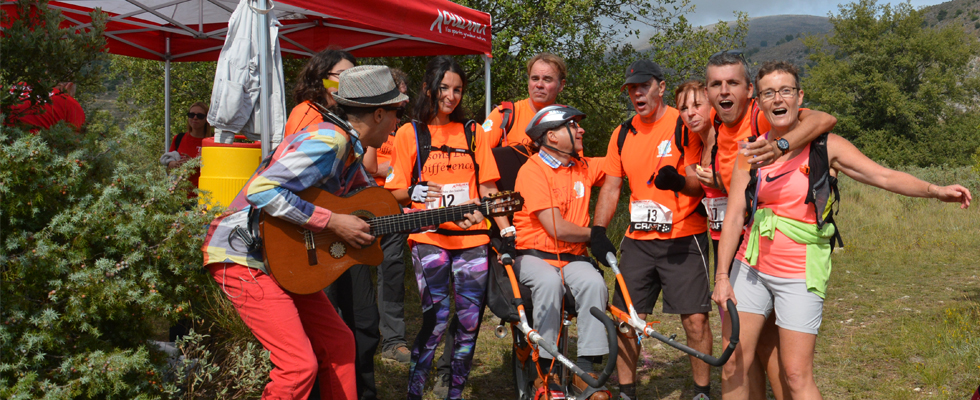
left=630, top=200, right=673, bottom=233
left=426, top=182, right=471, bottom=209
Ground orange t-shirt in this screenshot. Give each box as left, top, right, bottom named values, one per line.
left=386, top=121, right=501, bottom=250
left=735, top=141, right=815, bottom=279
left=602, top=107, right=706, bottom=241
left=713, top=102, right=812, bottom=192
left=513, top=154, right=606, bottom=267
left=284, top=101, right=324, bottom=136
left=373, top=132, right=397, bottom=186
left=482, top=98, right=537, bottom=148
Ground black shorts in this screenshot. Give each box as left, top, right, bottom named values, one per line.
left=612, top=233, right=712, bottom=315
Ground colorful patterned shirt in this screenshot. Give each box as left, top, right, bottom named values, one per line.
left=201, top=121, right=373, bottom=273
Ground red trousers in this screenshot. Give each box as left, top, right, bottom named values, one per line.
left=208, top=263, right=357, bottom=400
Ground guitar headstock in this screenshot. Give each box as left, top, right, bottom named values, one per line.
left=481, top=191, right=525, bottom=217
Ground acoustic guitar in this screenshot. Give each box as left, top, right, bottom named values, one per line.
left=261, top=186, right=524, bottom=294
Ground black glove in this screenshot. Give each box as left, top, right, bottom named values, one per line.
left=500, top=234, right=516, bottom=259
left=590, top=226, right=617, bottom=267
left=654, top=165, right=686, bottom=192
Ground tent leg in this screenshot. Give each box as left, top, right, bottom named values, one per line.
left=165, top=38, right=172, bottom=153
left=483, top=54, right=491, bottom=118
left=257, top=0, right=273, bottom=158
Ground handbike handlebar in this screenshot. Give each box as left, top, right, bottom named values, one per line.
left=605, top=253, right=740, bottom=366
left=638, top=300, right=739, bottom=367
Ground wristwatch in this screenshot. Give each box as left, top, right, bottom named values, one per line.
left=775, top=138, right=790, bottom=152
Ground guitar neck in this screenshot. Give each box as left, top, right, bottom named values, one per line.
left=369, top=203, right=485, bottom=236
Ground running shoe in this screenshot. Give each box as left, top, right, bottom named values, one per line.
left=432, top=373, right=450, bottom=398
left=381, top=344, right=410, bottom=364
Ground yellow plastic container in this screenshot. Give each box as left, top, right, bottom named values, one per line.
left=198, top=137, right=262, bottom=209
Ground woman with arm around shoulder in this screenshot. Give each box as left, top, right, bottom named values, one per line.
left=712, top=61, right=970, bottom=400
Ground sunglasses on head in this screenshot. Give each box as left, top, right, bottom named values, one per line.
left=383, top=105, right=406, bottom=119
left=710, top=49, right=744, bottom=60
left=187, top=112, right=206, bottom=120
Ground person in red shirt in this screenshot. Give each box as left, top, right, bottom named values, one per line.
left=591, top=59, right=712, bottom=400
left=163, top=102, right=210, bottom=191
left=6, top=82, right=85, bottom=132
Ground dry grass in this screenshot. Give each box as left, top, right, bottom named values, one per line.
left=377, top=167, right=980, bottom=399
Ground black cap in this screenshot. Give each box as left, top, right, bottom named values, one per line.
left=621, top=59, right=665, bottom=90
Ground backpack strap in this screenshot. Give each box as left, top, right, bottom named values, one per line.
left=749, top=100, right=762, bottom=138
left=411, top=120, right=432, bottom=186
left=464, top=120, right=480, bottom=184
left=673, top=115, right=689, bottom=161
left=616, top=118, right=637, bottom=156
left=498, top=101, right=514, bottom=147
left=172, top=132, right=186, bottom=151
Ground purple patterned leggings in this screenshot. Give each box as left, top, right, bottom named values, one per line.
left=406, top=243, right=488, bottom=400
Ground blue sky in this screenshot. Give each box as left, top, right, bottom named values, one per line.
left=683, top=0, right=947, bottom=26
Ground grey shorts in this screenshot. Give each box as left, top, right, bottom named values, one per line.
left=730, top=259, right=824, bottom=334
left=612, top=234, right=712, bottom=315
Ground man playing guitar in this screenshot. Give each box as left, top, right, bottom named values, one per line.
left=201, top=66, right=484, bottom=400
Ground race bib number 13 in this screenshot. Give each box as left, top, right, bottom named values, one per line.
left=426, top=182, right=471, bottom=209
left=630, top=200, right=673, bottom=233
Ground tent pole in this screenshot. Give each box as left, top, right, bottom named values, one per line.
left=483, top=54, right=491, bottom=118
left=165, top=37, right=171, bottom=153
left=257, top=0, right=273, bottom=158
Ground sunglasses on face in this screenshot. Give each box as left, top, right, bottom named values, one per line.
left=383, top=105, right=406, bottom=119
left=187, top=112, right=206, bottom=120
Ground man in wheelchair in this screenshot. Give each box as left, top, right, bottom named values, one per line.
left=509, top=105, right=611, bottom=400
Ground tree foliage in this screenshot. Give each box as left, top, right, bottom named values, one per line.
left=110, top=57, right=217, bottom=149
left=803, top=0, right=980, bottom=166
left=0, top=0, right=106, bottom=119
left=374, top=0, right=745, bottom=156
left=0, top=2, right=232, bottom=397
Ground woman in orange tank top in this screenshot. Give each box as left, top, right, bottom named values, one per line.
left=712, top=61, right=972, bottom=400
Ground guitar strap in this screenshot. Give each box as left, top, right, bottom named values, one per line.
left=239, top=106, right=367, bottom=252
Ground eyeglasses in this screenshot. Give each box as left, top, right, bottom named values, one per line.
left=564, top=121, right=581, bottom=130
left=187, top=112, right=206, bottom=120
left=759, top=87, right=799, bottom=101
left=383, top=105, right=406, bottom=119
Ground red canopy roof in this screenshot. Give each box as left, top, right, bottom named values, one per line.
left=2, top=0, right=492, bottom=61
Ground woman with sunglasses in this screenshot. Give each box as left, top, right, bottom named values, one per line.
left=712, top=61, right=971, bottom=399
left=165, top=101, right=211, bottom=191
left=285, top=48, right=356, bottom=135
left=386, top=56, right=513, bottom=400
